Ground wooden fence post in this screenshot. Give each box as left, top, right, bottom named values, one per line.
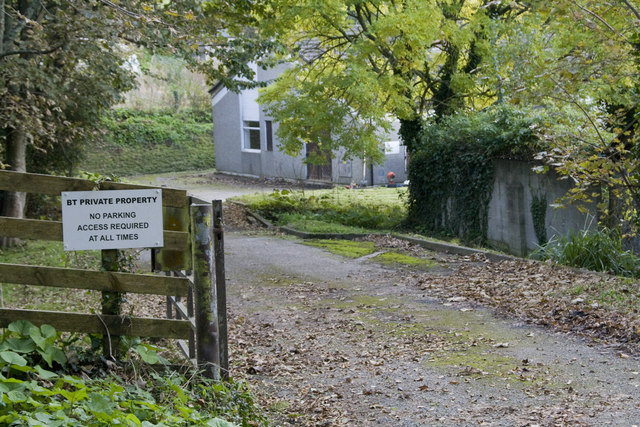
left=212, top=200, right=228, bottom=381
left=190, top=202, right=220, bottom=380
left=101, top=249, right=123, bottom=359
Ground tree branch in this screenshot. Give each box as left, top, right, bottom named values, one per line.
left=621, top=0, right=640, bottom=21
left=98, top=0, right=144, bottom=20
left=0, top=44, right=62, bottom=60
left=547, top=78, right=608, bottom=148
left=572, top=1, right=629, bottom=42
left=0, top=0, right=5, bottom=56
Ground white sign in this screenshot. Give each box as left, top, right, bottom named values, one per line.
left=61, top=189, right=164, bottom=251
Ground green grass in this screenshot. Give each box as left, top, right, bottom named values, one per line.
left=0, top=241, right=103, bottom=310
left=280, top=216, right=369, bottom=234
left=236, top=186, right=407, bottom=209
left=303, top=239, right=440, bottom=269
left=0, top=241, right=100, bottom=269
left=290, top=186, right=408, bottom=205
left=371, top=251, right=438, bottom=269
left=83, top=140, right=214, bottom=177
left=531, top=228, right=640, bottom=277
left=122, top=169, right=217, bottom=186
left=81, top=109, right=214, bottom=177
left=236, top=187, right=408, bottom=234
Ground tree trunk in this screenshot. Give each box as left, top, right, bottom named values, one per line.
left=0, top=126, right=28, bottom=247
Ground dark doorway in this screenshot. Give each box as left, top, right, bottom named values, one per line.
left=306, top=143, right=332, bottom=181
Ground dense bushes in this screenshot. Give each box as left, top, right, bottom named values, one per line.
left=407, top=105, right=545, bottom=245
left=81, top=109, right=214, bottom=176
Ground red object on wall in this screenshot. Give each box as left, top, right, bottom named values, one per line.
left=387, top=171, right=396, bottom=185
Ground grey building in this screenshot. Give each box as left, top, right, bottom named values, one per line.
left=211, top=64, right=407, bottom=186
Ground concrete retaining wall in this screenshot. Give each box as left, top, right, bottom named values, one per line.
left=487, top=159, right=597, bottom=256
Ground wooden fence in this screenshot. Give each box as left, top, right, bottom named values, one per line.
left=0, top=170, right=227, bottom=379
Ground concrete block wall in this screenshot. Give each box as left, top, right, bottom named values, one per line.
left=487, top=159, right=597, bottom=257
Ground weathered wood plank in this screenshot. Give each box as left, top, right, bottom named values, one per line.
left=0, top=170, right=187, bottom=207
left=0, top=217, right=188, bottom=250
left=167, top=297, right=196, bottom=328
left=0, top=263, right=190, bottom=297
left=154, top=197, right=192, bottom=271
left=190, top=202, right=220, bottom=379
left=213, top=199, right=229, bottom=380
left=162, top=230, right=190, bottom=252
left=0, top=217, right=62, bottom=241
left=0, top=309, right=192, bottom=339
left=101, top=249, right=123, bottom=357
left=176, top=340, right=197, bottom=363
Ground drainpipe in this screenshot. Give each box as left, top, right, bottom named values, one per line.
left=360, top=159, right=367, bottom=187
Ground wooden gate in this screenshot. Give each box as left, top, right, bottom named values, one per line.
left=0, top=170, right=227, bottom=379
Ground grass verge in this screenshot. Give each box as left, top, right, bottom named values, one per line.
left=302, top=239, right=440, bottom=269
left=302, top=240, right=376, bottom=258
left=235, top=187, right=408, bottom=234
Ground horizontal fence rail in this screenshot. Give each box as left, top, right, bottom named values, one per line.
left=0, top=309, right=191, bottom=339
left=0, top=263, right=190, bottom=296
left=0, top=217, right=188, bottom=250
left=0, top=170, right=187, bottom=208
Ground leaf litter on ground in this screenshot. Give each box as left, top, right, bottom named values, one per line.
left=408, top=258, right=640, bottom=354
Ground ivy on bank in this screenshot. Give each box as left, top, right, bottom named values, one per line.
left=0, top=320, right=268, bottom=426
left=407, top=105, right=546, bottom=245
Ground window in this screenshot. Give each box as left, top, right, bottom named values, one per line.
left=265, top=120, right=273, bottom=151
left=243, top=121, right=260, bottom=150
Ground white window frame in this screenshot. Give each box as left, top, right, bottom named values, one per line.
left=242, top=120, right=261, bottom=152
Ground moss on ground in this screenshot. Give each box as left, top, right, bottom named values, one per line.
left=372, top=251, right=439, bottom=269
left=303, top=240, right=376, bottom=258
left=311, top=290, right=560, bottom=389
left=303, top=239, right=440, bottom=271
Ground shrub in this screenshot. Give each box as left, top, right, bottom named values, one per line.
left=0, top=320, right=268, bottom=426
left=531, top=228, right=640, bottom=277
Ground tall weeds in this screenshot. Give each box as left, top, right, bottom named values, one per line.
left=531, top=228, right=640, bottom=277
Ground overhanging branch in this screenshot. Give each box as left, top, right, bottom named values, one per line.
left=0, top=44, right=63, bottom=60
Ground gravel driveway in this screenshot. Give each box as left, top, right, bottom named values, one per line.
left=134, top=171, right=640, bottom=425
left=223, top=232, right=640, bottom=426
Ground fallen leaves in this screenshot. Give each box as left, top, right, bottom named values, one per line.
left=409, top=259, right=640, bottom=355
left=219, top=219, right=640, bottom=425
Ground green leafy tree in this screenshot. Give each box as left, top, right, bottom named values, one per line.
left=257, top=0, right=531, bottom=160
left=0, top=0, right=271, bottom=245
left=495, top=1, right=640, bottom=235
